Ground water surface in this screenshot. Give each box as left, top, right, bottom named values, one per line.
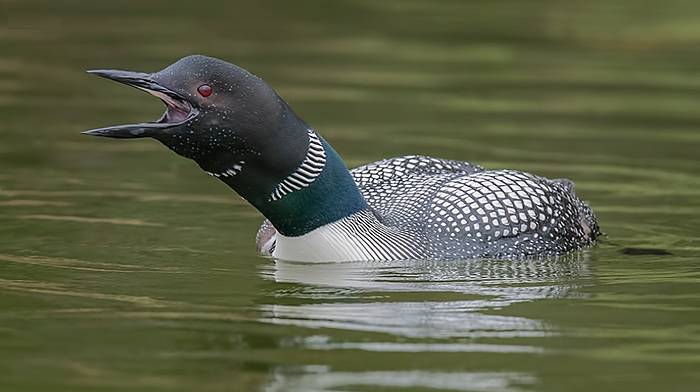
left=1, top=1, right=699, bottom=391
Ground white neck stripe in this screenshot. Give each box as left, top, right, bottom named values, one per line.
left=206, top=161, right=245, bottom=178
left=270, top=129, right=326, bottom=201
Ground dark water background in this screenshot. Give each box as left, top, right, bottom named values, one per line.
left=1, top=1, right=699, bottom=391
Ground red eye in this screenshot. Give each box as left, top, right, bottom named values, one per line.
left=197, top=84, right=212, bottom=97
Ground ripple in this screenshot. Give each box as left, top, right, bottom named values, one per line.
left=259, top=255, right=590, bottom=339
left=17, top=214, right=163, bottom=226
left=0, top=253, right=181, bottom=273
left=0, top=189, right=238, bottom=205
left=261, top=301, right=549, bottom=339
left=265, top=366, right=536, bottom=392
left=300, top=340, right=544, bottom=353
left=0, top=278, right=172, bottom=307
left=0, top=199, right=71, bottom=207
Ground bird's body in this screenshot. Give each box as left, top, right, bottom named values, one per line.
left=84, top=55, right=599, bottom=262
left=258, top=154, right=598, bottom=261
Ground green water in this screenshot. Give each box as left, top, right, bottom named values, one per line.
left=1, top=1, right=699, bottom=391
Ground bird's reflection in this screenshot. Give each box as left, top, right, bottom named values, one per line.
left=259, top=254, right=590, bottom=340
left=259, top=254, right=591, bottom=390
left=265, top=365, right=536, bottom=392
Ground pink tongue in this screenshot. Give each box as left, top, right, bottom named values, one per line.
left=166, top=105, right=188, bottom=122
left=137, top=87, right=189, bottom=123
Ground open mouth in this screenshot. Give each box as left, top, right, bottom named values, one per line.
left=82, top=69, right=199, bottom=138
left=141, top=86, right=194, bottom=125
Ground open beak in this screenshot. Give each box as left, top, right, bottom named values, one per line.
left=82, top=69, right=198, bottom=138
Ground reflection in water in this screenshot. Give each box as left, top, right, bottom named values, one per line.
left=259, top=255, right=591, bottom=339
left=259, top=255, right=591, bottom=389
left=265, top=366, right=535, bottom=392
left=280, top=334, right=543, bottom=353
left=264, top=300, right=547, bottom=339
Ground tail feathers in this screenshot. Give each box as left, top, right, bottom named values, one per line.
left=579, top=200, right=601, bottom=241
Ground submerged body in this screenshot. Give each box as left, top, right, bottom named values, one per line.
left=257, top=155, right=599, bottom=261
left=84, top=55, right=599, bottom=262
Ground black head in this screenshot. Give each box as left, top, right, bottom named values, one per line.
left=84, top=55, right=310, bottom=203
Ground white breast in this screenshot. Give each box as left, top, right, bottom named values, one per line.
left=272, top=210, right=424, bottom=262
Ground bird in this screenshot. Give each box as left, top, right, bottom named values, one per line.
left=83, top=55, right=600, bottom=262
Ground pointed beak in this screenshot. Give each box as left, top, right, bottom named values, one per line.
left=87, top=69, right=155, bottom=89
left=82, top=69, right=198, bottom=139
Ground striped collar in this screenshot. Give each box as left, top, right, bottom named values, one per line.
left=269, top=129, right=326, bottom=201
left=205, top=161, right=245, bottom=178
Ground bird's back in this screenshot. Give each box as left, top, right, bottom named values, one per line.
left=352, top=155, right=599, bottom=259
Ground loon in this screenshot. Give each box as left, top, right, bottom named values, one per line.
left=83, top=55, right=600, bottom=262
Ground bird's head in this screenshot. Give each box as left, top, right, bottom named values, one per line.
left=83, top=55, right=308, bottom=191
left=83, top=55, right=367, bottom=236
